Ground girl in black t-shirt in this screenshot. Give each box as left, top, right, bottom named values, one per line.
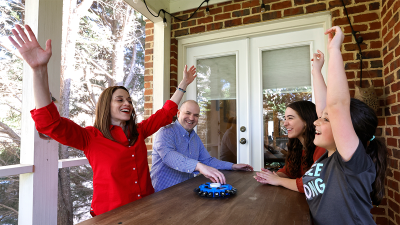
left=303, top=26, right=388, bottom=225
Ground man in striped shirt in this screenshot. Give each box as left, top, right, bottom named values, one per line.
left=151, top=100, right=253, bottom=192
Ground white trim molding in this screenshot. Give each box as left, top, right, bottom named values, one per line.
left=177, top=12, right=331, bottom=83
left=58, top=158, right=89, bottom=169
left=153, top=21, right=171, bottom=111
left=0, top=164, right=34, bottom=177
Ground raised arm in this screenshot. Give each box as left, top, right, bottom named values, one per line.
left=9, top=25, right=52, bottom=109
left=169, top=65, right=197, bottom=105
left=312, top=50, right=327, bottom=118
left=325, top=26, right=358, bottom=161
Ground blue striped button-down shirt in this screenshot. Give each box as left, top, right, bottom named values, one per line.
left=151, top=120, right=234, bottom=192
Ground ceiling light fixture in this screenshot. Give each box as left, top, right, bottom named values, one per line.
left=205, top=1, right=210, bottom=16
left=260, top=2, right=266, bottom=13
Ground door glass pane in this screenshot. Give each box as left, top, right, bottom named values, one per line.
left=262, top=46, right=312, bottom=169
left=196, top=55, right=237, bottom=163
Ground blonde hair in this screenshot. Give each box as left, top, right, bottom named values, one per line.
left=93, top=86, right=138, bottom=146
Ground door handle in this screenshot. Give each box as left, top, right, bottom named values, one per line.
left=240, top=126, right=246, bottom=132
left=239, top=138, right=247, bottom=144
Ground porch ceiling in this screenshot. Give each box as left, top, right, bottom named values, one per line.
left=125, top=0, right=231, bottom=21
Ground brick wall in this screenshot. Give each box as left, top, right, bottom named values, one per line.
left=166, top=0, right=400, bottom=224
left=144, top=20, right=154, bottom=162
left=381, top=0, right=400, bottom=223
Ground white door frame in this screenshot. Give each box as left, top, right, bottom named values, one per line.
left=186, top=39, right=250, bottom=164
left=249, top=27, right=326, bottom=170
left=177, top=12, right=331, bottom=170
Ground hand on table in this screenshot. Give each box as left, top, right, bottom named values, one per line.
left=196, top=162, right=226, bottom=184
left=254, top=168, right=281, bottom=186
left=232, top=164, right=254, bottom=171
left=9, top=24, right=52, bottom=69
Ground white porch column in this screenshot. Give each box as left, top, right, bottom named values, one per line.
left=153, top=20, right=171, bottom=110
left=19, top=0, right=63, bottom=224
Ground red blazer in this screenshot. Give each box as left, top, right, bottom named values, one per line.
left=31, top=100, right=178, bottom=215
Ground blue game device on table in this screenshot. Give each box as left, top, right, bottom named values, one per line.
left=194, top=182, right=237, bottom=198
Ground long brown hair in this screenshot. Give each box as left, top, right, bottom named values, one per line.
left=285, top=101, right=318, bottom=177
left=349, top=98, right=387, bottom=205
left=93, top=86, right=139, bottom=146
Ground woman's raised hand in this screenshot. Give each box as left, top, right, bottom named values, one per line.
left=180, top=65, right=197, bottom=88
left=311, top=50, right=324, bottom=71
left=324, top=26, right=344, bottom=51
left=9, top=24, right=52, bottom=69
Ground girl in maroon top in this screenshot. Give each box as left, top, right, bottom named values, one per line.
left=254, top=101, right=325, bottom=193
left=9, top=24, right=196, bottom=216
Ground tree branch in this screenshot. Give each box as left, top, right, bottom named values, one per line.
left=0, top=41, right=23, bottom=60
left=1, top=103, right=21, bottom=114
left=83, top=67, right=97, bottom=107
left=0, top=121, right=21, bottom=146
left=0, top=203, right=18, bottom=214
left=75, top=0, right=95, bottom=17
left=0, top=76, right=22, bottom=103
left=78, top=50, right=114, bottom=81
left=91, top=83, right=106, bottom=90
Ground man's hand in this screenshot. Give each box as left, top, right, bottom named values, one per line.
left=196, top=162, right=226, bottom=184
left=232, top=164, right=254, bottom=171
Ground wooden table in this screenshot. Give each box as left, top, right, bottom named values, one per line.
left=79, top=171, right=311, bottom=225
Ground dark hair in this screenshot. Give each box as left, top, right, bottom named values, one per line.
left=285, top=101, right=318, bottom=177
left=93, top=86, right=139, bottom=146
left=349, top=98, right=388, bottom=205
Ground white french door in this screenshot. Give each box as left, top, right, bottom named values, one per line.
left=185, top=25, right=327, bottom=171
left=249, top=27, right=326, bottom=170
left=186, top=39, right=250, bottom=165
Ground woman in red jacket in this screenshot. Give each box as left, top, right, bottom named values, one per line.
left=9, top=24, right=196, bottom=216
left=254, top=100, right=326, bottom=193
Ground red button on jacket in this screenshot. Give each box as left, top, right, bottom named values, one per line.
left=31, top=100, right=178, bottom=215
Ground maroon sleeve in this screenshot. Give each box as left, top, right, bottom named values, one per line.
left=277, top=165, right=296, bottom=178
left=296, top=177, right=305, bottom=193
left=278, top=165, right=304, bottom=192
left=30, top=102, right=92, bottom=151
left=293, top=147, right=326, bottom=193
left=139, top=100, right=178, bottom=138
left=277, top=166, right=288, bottom=176
left=313, top=146, right=326, bottom=161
